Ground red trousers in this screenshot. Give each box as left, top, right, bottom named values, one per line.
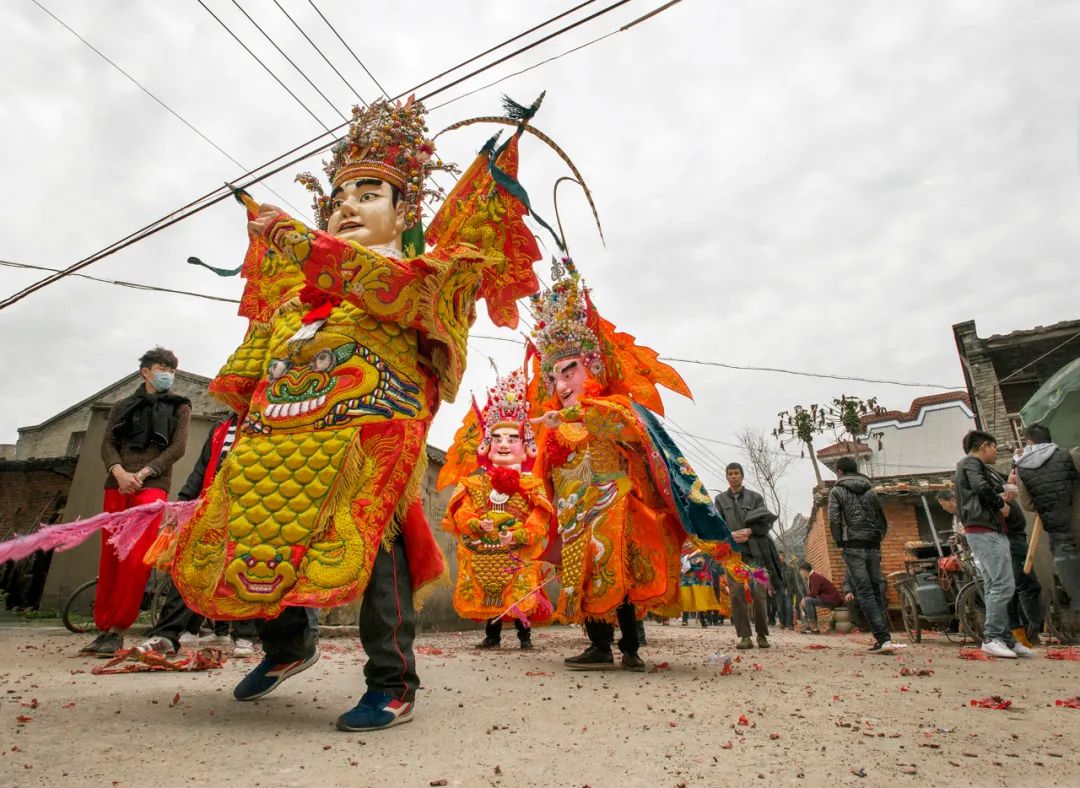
left=94, top=487, right=167, bottom=631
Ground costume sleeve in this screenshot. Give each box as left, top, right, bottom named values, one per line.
left=100, top=401, right=124, bottom=471
left=512, top=490, right=553, bottom=548
left=441, top=484, right=484, bottom=539
left=559, top=399, right=642, bottom=443
left=263, top=213, right=486, bottom=403
left=828, top=489, right=843, bottom=547
left=146, top=405, right=191, bottom=478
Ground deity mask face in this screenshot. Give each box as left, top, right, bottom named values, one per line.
left=327, top=178, right=406, bottom=248
left=553, top=357, right=588, bottom=407
left=224, top=543, right=298, bottom=602
left=488, top=425, right=526, bottom=469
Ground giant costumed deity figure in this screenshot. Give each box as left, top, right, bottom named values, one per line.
left=528, top=258, right=756, bottom=671
left=170, top=96, right=544, bottom=731
left=437, top=368, right=553, bottom=649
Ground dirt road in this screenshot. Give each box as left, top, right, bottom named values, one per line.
left=2, top=624, right=1078, bottom=787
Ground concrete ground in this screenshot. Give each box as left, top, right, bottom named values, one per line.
left=2, top=622, right=1079, bottom=788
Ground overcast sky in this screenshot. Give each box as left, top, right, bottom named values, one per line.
left=2, top=0, right=1078, bottom=522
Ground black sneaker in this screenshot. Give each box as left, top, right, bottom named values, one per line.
left=233, top=649, right=320, bottom=701
left=79, top=632, right=108, bottom=655
left=621, top=652, right=646, bottom=671
left=564, top=647, right=616, bottom=670
left=474, top=638, right=501, bottom=649
left=518, top=639, right=534, bottom=651
left=85, top=631, right=124, bottom=658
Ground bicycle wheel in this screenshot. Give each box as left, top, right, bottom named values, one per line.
left=955, top=581, right=985, bottom=644
left=148, top=573, right=172, bottom=628
left=61, top=578, right=99, bottom=634
left=899, top=586, right=922, bottom=643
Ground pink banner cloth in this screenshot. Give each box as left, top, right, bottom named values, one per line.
left=0, top=499, right=200, bottom=564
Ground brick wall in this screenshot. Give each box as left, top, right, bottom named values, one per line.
left=803, top=497, right=923, bottom=608
left=0, top=459, right=77, bottom=541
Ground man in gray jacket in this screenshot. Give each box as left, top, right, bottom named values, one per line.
left=714, top=463, right=781, bottom=650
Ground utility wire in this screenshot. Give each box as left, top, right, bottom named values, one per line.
left=272, top=0, right=366, bottom=105
left=196, top=0, right=332, bottom=132
left=659, top=356, right=959, bottom=391
left=306, top=0, right=391, bottom=99
left=28, top=0, right=310, bottom=221
left=0, top=0, right=658, bottom=311
left=229, top=0, right=348, bottom=122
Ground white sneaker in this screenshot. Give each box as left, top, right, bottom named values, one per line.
left=878, top=640, right=896, bottom=654
left=981, top=639, right=1018, bottom=659
left=1011, top=642, right=1034, bottom=658
left=199, top=633, right=230, bottom=647
left=232, top=638, right=256, bottom=657
left=178, top=632, right=200, bottom=646
left=136, top=636, right=178, bottom=657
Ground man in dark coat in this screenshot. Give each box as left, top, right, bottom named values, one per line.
left=828, top=456, right=895, bottom=653
left=714, top=462, right=782, bottom=649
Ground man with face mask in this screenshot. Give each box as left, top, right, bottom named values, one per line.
left=80, top=346, right=191, bottom=656
left=438, top=369, right=553, bottom=650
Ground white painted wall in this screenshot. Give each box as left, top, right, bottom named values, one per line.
left=862, top=401, right=975, bottom=476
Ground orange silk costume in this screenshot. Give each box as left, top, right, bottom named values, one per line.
left=171, top=100, right=541, bottom=620
left=441, top=473, right=552, bottom=623
left=529, top=259, right=748, bottom=624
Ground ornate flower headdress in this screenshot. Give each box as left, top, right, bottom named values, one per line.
left=475, top=368, right=537, bottom=467
left=295, top=96, right=457, bottom=230
left=528, top=257, right=603, bottom=384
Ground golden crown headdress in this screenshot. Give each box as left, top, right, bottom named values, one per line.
left=475, top=368, right=537, bottom=461
left=528, top=257, right=603, bottom=383
left=295, top=96, right=456, bottom=230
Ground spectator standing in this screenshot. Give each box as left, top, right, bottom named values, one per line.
left=774, top=553, right=796, bottom=629
left=80, top=348, right=190, bottom=656
left=1015, top=423, right=1080, bottom=614
left=798, top=561, right=843, bottom=633
left=828, top=456, right=896, bottom=653
left=714, top=463, right=781, bottom=650
left=954, top=430, right=1032, bottom=659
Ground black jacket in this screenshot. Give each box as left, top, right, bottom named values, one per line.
left=1015, top=443, right=1079, bottom=535
left=955, top=456, right=1006, bottom=532
left=714, top=488, right=784, bottom=588
left=828, top=473, right=887, bottom=549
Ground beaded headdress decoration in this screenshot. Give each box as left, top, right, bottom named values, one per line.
left=295, top=96, right=456, bottom=230
left=473, top=368, right=537, bottom=470
left=528, top=257, right=603, bottom=386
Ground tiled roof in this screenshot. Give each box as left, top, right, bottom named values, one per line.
left=862, top=391, right=971, bottom=426
left=816, top=440, right=871, bottom=459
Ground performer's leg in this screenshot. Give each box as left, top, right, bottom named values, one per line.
left=254, top=607, right=315, bottom=663
left=583, top=618, right=615, bottom=652
left=141, top=574, right=195, bottom=652
left=336, top=536, right=417, bottom=731
left=615, top=602, right=645, bottom=670
left=359, top=536, right=418, bottom=701
left=726, top=570, right=752, bottom=645
left=477, top=618, right=502, bottom=648
left=513, top=618, right=532, bottom=648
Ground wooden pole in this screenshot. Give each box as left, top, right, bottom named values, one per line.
left=1023, top=515, right=1044, bottom=575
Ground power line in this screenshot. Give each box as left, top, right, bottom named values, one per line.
left=28, top=0, right=310, bottom=221
left=306, top=0, right=391, bottom=99
left=659, top=356, right=960, bottom=391
left=1, top=0, right=652, bottom=311
left=196, top=0, right=332, bottom=132
left=271, top=0, right=366, bottom=105
left=229, top=0, right=348, bottom=122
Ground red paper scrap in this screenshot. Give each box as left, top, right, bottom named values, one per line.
left=969, top=696, right=1012, bottom=710
left=1054, top=697, right=1080, bottom=709
left=1045, top=647, right=1080, bottom=661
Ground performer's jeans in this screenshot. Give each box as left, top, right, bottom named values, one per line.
left=257, top=535, right=419, bottom=701
left=842, top=547, right=890, bottom=644
left=150, top=575, right=257, bottom=648
left=485, top=617, right=530, bottom=643
left=727, top=569, right=769, bottom=639
left=1049, top=531, right=1080, bottom=613
left=966, top=531, right=1016, bottom=646
left=584, top=601, right=639, bottom=655
left=1006, top=533, right=1043, bottom=631
left=95, top=488, right=167, bottom=631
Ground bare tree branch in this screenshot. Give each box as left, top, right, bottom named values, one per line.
left=736, top=426, right=797, bottom=555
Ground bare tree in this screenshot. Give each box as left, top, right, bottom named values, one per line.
left=736, top=426, right=797, bottom=556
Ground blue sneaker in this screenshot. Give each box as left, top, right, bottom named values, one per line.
left=335, top=691, right=414, bottom=731
left=233, top=649, right=319, bottom=701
